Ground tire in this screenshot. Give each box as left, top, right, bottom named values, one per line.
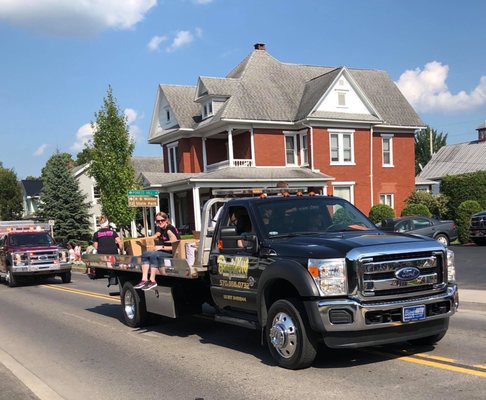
left=120, top=282, right=148, bottom=328
left=6, top=267, right=17, bottom=288
left=266, top=299, right=317, bottom=370
left=435, top=234, right=449, bottom=246
left=60, top=271, right=71, bottom=283
left=408, top=331, right=447, bottom=346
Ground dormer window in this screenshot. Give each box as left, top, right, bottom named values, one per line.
left=202, top=101, right=213, bottom=119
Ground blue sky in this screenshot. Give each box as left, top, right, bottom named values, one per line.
left=1, top=0, right=485, bottom=179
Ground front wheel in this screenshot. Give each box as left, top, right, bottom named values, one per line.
left=266, top=299, right=317, bottom=370
left=121, top=282, right=148, bottom=328
left=60, top=271, right=71, bottom=283
left=6, top=267, right=17, bottom=287
left=435, top=234, right=449, bottom=246
left=408, top=331, right=447, bottom=346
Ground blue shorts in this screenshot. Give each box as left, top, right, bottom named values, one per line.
left=141, top=251, right=171, bottom=268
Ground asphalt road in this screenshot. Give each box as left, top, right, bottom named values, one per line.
left=449, top=245, right=486, bottom=290
left=0, top=246, right=485, bottom=400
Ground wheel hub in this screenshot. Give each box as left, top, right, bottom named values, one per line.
left=269, top=312, right=297, bottom=358
left=124, top=290, right=136, bottom=320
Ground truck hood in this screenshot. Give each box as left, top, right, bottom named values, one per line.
left=264, top=230, right=439, bottom=260
left=9, top=245, right=60, bottom=252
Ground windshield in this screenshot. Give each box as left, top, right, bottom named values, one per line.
left=8, top=233, right=55, bottom=246
left=254, top=197, right=376, bottom=238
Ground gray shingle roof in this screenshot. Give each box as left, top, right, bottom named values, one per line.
left=21, top=180, right=43, bottom=197
left=131, top=156, right=164, bottom=175
left=156, top=49, right=424, bottom=135
left=418, top=140, right=486, bottom=180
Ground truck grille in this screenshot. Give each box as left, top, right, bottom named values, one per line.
left=29, top=250, right=58, bottom=266
left=470, top=215, right=486, bottom=229
left=358, top=251, right=445, bottom=299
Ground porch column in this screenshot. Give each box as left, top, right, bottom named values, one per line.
left=169, top=192, right=176, bottom=226
left=202, top=137, right=207, bottom=172
left=228, top=128, right=234, bottom=167
left=192, top=186, right=201, bottom=231
left=250, top=127, right=255, bottom=166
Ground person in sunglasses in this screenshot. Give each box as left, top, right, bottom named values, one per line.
left=134, top=212, right=180, bottom=290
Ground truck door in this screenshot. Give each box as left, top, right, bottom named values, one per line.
left=0, top=235, right=6, bottom=272
left=208, top=205, right=261, bottom=313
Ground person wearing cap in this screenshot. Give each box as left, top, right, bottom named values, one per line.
left=93, top=216, right=123, bottom=255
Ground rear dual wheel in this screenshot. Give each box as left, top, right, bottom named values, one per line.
left=121, top=282, right=148, bottom=328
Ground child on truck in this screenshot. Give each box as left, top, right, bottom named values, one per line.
left=134, top=212, right=180, bottom=291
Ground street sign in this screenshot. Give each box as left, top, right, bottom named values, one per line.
left=128, top=196, right=159, bottom=207
left=48, top=220, right=55, bottom=226
left=128, top=190, right=159, bottom=196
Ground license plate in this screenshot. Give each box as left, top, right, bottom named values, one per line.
left=403, top=305, right=426, bottom=322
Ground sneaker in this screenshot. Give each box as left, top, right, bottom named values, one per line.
left=133, top=280, right=147, bottom=289
left=142, top=281, right=157, bottom=291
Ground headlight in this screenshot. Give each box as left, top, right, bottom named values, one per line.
left=308, top=258, right=347, bottom=296
left=13, top=252, right=28, bottom=266
left=447, top=249, right=456, bottom=283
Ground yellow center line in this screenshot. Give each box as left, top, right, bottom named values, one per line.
left=41, top=284, right=120, bottom=303
left=413, top=353, right=456, bottom=363
left=366, top=349, right=486, bottom=378
left=474, top=364, right=486, bottom=370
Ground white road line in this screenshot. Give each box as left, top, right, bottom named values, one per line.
left=0, top=346, right=64, bottom=400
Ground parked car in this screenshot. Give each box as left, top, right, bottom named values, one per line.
left=380, top=216, right=458, bottom=246
left=469, top=210, right=486, bottom=246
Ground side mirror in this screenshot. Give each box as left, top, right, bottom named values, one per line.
left=241, top=233, right=259, bottom=254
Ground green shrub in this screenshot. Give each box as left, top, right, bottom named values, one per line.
left=456, top=200, right=482, bottom=244
left=368, top=204, right=395, bottom=224
left=405, top=191, right=449, bottom=218
left=440, top=171, right=486, bottom=220
left=401, top=203, right=432, bottom=217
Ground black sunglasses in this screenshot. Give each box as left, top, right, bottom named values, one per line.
left=156, top=218, right=166, bottom=222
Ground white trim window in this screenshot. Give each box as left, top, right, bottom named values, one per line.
left=337, top=91, right=347, bottom=107
left=380, top=193, right=394, bottom=208
left=167, top=143, right=179, bottom=173
left=284, top=133, right=298, bottom=166
left=165, top=107, right=171, bottom=123
left=202, top=101, right=213, bottom=119
left=382, top=135, right=394, bottom=167
left=93, top=185, right=101, bottom=203
left=300, top=133, right=309, bottom=166
left=332, top=182, right=355, bottom=204
left=329, top=130, right=354, bottom=165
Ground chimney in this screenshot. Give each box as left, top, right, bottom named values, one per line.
left=476, top=120, right=486, bottom=142
left=254, top=43, right=266, bottom=51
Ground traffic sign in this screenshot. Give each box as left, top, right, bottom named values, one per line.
left=128, top=190, right=159, bottom=196
left=128, top=196, right=159, bottom=207
left=48, top=219, right=55, bottom=226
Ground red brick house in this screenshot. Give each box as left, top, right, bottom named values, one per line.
left=144, top=44, right=424, bottom=231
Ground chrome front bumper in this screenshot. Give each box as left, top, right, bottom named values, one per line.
left=12, top=262, right=72, bottom=274
left=307, top=284, right=458, bottom=333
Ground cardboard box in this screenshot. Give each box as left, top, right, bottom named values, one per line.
left=172, top=239, right=199, bottom=260
left=124, top=237, right=155, bottom=256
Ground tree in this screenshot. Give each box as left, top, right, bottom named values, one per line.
left=41, top=152, right=74, bottom=179
left=405, top=190, right=449, bottom=218
left=415, top=127, right=448, bottom=175
left=75, top=146, right=95, bottom=166
left=0, top=163, right=23, bottom=220
left=37, top=152, right=92, bottom=242
left=89, top=86, right=137, bottom=229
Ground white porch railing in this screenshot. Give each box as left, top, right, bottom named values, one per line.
left=206, top=159, right=254, bottom=172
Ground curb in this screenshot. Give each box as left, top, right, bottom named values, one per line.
left=459, top=289, right=486, bottom=305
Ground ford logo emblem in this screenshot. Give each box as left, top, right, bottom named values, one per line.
left=395, top=267, right=420, bottom=281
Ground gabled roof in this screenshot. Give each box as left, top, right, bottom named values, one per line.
left=152, top=48, right=424, bottom=141
left=418, top=140, right=486, bottom=180
left=21, top=180, right=43, bottom=197
left=131, top=156, right=164, bottom=175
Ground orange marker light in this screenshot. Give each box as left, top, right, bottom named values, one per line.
left=308, top=266, right=319, bottom=278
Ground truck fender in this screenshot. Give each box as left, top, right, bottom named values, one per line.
left=256, top=259, right=319, bottom=327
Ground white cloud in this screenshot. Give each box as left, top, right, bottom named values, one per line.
left=193, top=0, right=214, bottom=4
left=166, top=30, right=194, bottom=53
left=71, top=123, right=95, bottom=152
left=0, top=0, right=157, bottom=36
left=396, top=61, right=486, bottom=112
left=147, top=35, right=168, bottom=52
left=195, top=27, right=203, bottom=38
left=33, top=144, right=48, bottom=156
left=124, top=108, right=143, bottom=143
